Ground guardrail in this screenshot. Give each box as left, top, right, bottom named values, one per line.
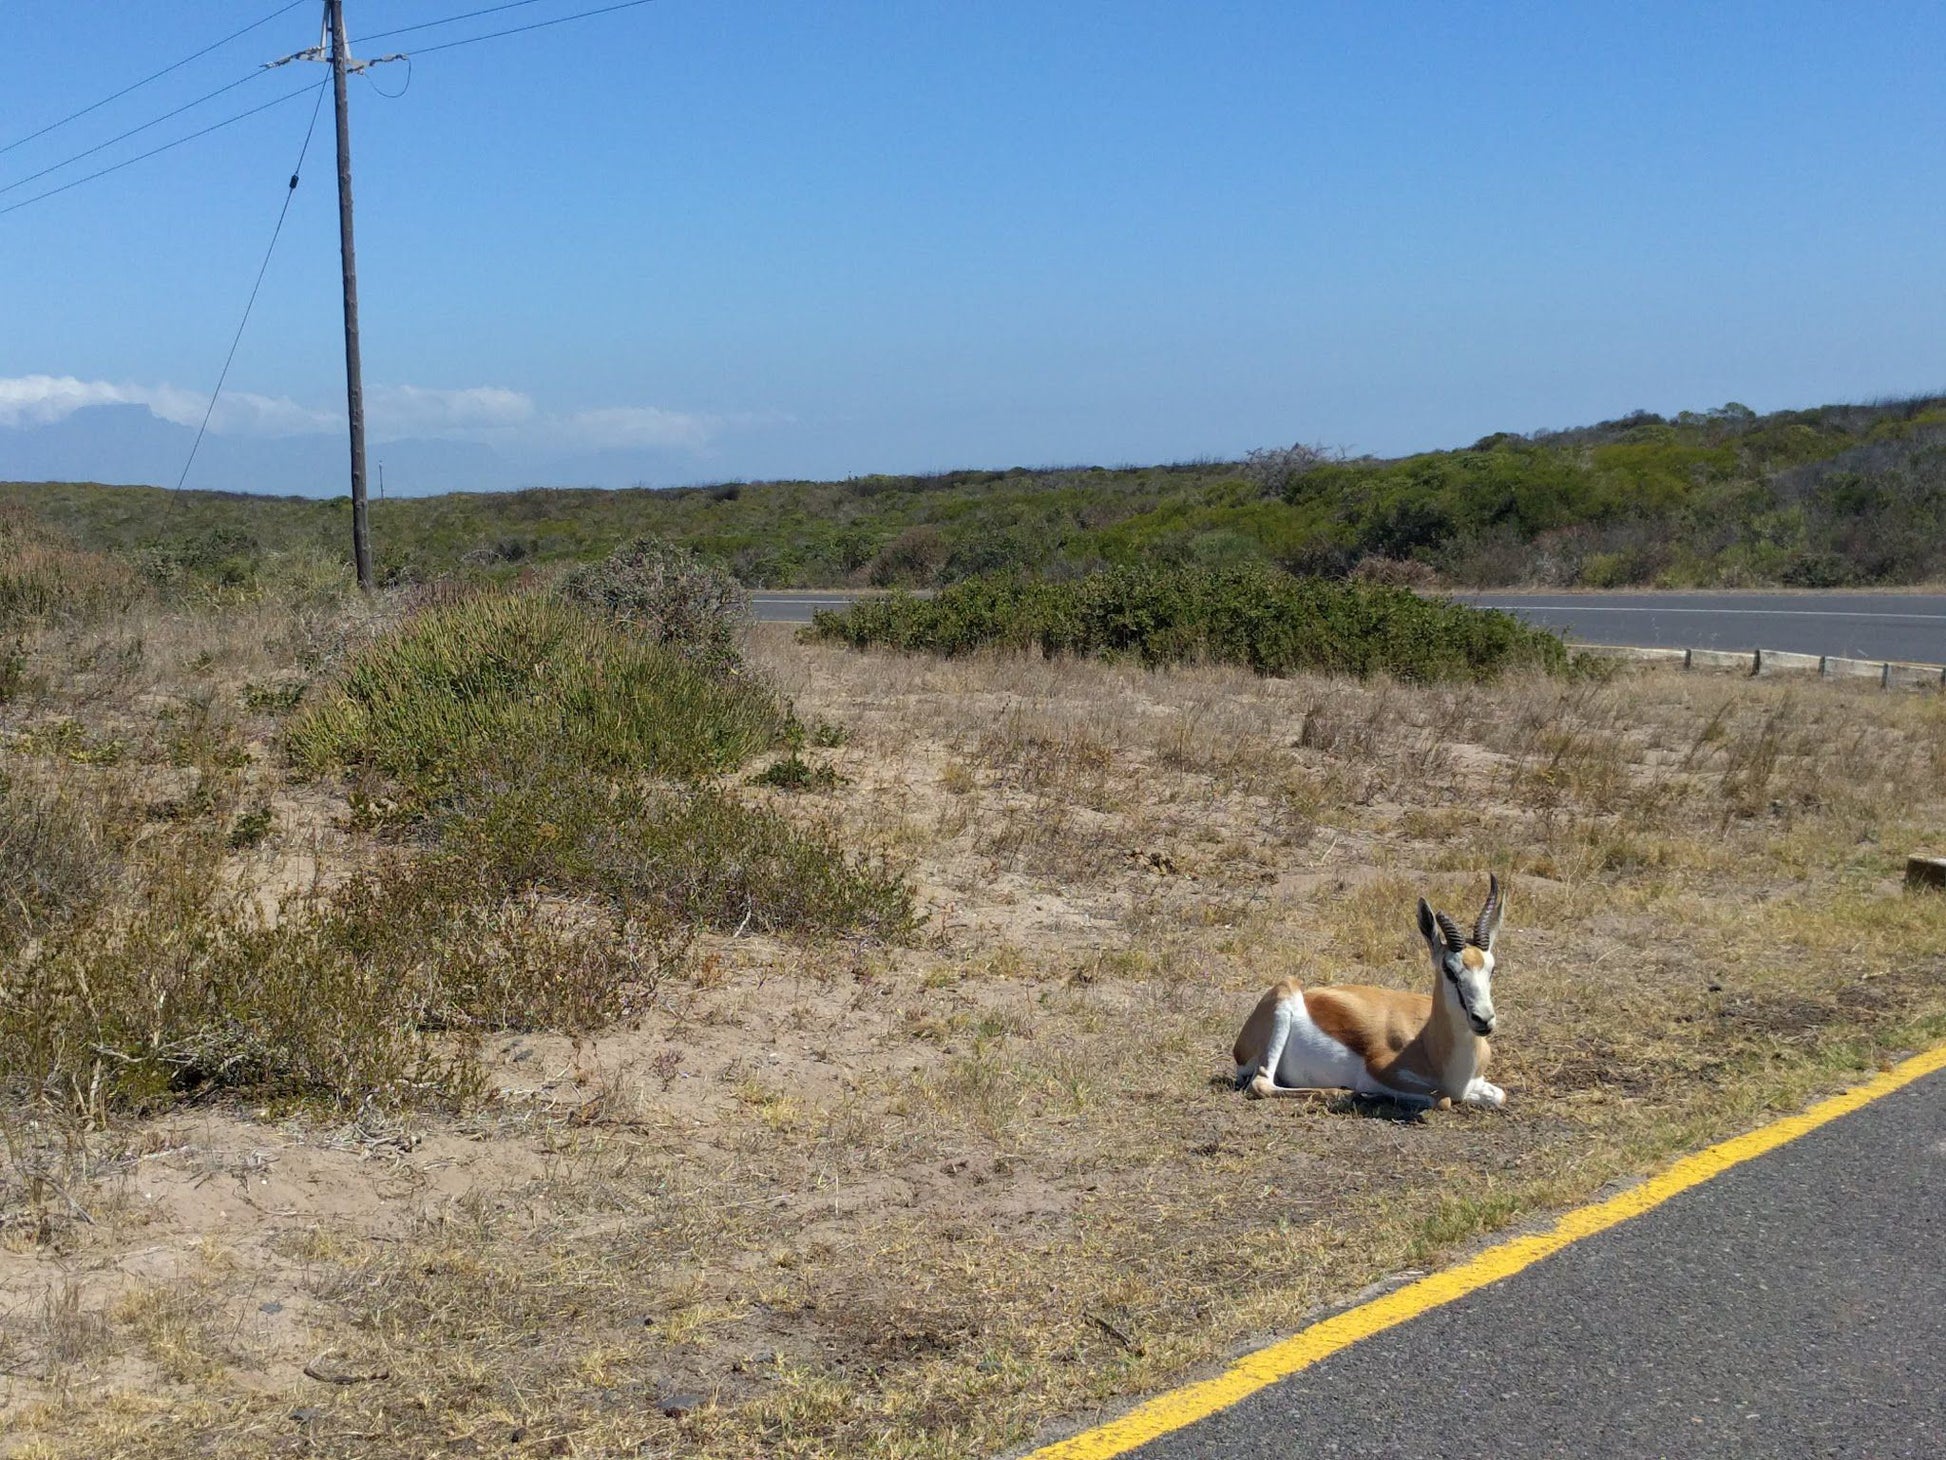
left=1573, top=643, right=1946, bottom=689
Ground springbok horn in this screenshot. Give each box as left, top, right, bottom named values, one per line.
left=1434, top=911, right=1465, bottom=951
left=1472, top=873, right=1501, bottom=948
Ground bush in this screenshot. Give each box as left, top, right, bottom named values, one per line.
left=867, top=525, right=949, bottom=587
left=134, top=526, right=262, bottom=591
left=0, top=753, right=912, bottom=1116
left=435, top=765, right=912, bottom=940
left=0, top=776, right=118, bottom=958
left=286, top=593, right=784, bottom=809
left=0, top=516, right=143, bottom=629
left=1243, top=442, right=1333, bottom=497
left=4, top=870, right=481, bottom=1115
left=809, top=566, right=1565, bottom=682
left=558, top=535, right=749, bottom=674
left=0, top=837, right=660, bottom=1115
left=1349, top=555, right=1439, bottom=589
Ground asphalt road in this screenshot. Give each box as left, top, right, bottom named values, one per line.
left=752, top=592, right=862, bottom=625
left=1126, top=1063, right=1946, bottom=1460
left=1452, top=592, right=1946, bottom=663
left=758, top=590, right=1946, bottom=663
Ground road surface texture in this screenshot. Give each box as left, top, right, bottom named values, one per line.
left=1452, top=592, right=1946, bottom=663
left=757, top=590, right=1946, bottom=662
left=750, top=593, right=864, bottom=625
left=1119, top=1061, right=1946, bottom=1459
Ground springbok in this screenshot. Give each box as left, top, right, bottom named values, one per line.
left=1232, top=876, right=1506, bottom=1109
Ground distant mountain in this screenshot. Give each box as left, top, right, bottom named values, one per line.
left=0, top=405, right=667, bottom=496
left=0, top=404, right=198, bottom=488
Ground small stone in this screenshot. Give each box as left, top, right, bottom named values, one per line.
left=657, top=1391, right=704, bottom=1419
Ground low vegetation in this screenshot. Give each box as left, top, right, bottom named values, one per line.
left=809, top=565, right=1567, bottom=681
left=1, top=505, right=1943, bottom=1458
left=0, top=534, right=910, bottom=1128
left=285, top=591, right=782, bottom=810
left=7, top=392, right=1946, bottom=589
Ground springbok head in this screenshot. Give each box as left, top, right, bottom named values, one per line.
left=1416, top=874, right=1504, bottom=1037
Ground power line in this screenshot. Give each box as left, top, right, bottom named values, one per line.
left=0, top=82, right=323, bottom=220
left=0, top=1, right=308, bottom=160
left=355, top=0, right=551, bottom=45
left=409, top=0, right=659, bottom=57
left=176, top=82, right=331, bottom=494
left=360, top=56, right=415, bottom=100
left=0, top=69, right=268, bottom=200
left=2, top=1, right=660, bottom=217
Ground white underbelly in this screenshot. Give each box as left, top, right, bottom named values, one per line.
left=1274, top=996, right=1376, bottom=1091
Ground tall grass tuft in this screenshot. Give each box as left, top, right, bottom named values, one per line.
left=0, top=776, right=119, bottom=958
left=810, top=565, right=1566, bottom=682
left=0, top=511, right=143, bottom=629
left=286, top=593, right=783, bottom=806
left=0, top=822, right=698, bottom=1116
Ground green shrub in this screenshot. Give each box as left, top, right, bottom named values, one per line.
left=286, top=593, right=783, bottom=809
left=433, top=765, right=912, bottom=940
left=134, top=526, right=262, bottom=591
left=809, top=566, right=1565, bottom=682
left=750, top=753, right=843, bottom=792
left=240, top=678, right=306, bottom=714
left=558, top=535, right=750, bottom=674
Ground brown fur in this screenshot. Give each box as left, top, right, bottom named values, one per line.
left=1235, top=879, right=1503, bottom=1104
left=1306, top=984, right=1478, bottom=1092
left=1234, top=979, right=1489, bottom=1102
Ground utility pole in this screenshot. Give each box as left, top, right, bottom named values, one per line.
left=325, top=0, right=373, bottom=591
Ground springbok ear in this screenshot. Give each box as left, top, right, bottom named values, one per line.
left=1473, top=873, right=1504, bottom=953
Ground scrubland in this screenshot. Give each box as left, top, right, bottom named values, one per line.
left=9, top=390, right=1946, bottom=591
left=2, top=531, right=1943, bottom=1459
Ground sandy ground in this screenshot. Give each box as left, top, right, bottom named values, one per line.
left=4, top=621, right=1945, bottom=1457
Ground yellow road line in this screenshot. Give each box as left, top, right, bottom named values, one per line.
left=1019, top=1040, right=1946, bottom=1460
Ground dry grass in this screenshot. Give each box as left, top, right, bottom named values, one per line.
left=2, top=614, right=1944, bottom=1458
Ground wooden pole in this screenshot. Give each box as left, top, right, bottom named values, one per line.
left=326, top=0, right=373, bottom=591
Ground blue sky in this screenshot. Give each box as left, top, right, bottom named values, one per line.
left=1, top=1, right=1941, bottom=494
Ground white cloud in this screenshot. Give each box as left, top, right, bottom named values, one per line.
left=0, top=374, right=738, bottom=455
left=558, top=405, right=717, bottom=451
left=367, top=384, right=536, bottom=437
left=0, top=375, right=126, bottom=427
left=0, top=373, right=335, bottom=436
